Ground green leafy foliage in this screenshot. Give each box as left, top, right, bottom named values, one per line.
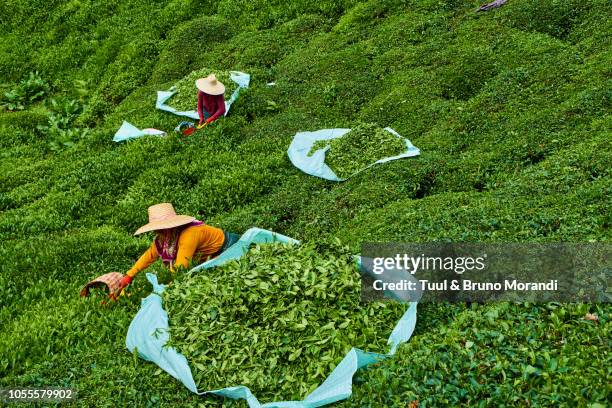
left=0, top=71, right=49, bottom=111
left=164, top=241, right=405, bottom=401
left=37, top=97, right=89, bottom=150
left=152, top=16, right=236, bottom=82
left=0, top=0, right=610, bottom=406
left=340, top=303, right=611, bottom=407
left=309, top=123, right=407, bottom=178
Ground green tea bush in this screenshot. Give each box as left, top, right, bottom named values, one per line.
left=0, top=110, right=49, bottom=147
left=309, top=123, right=407, bottom=178
left=231, top=84, right=288, bottom=124
left=0, top=226, right=145, bottom=312
left=218, top=25, right=317, bottom=70
left=99, top=36, right=161, bottom=103
left=152, top=16, right=235, bottom=83
left=342, top=303, right=611, bottom=407
left=497, top=0, right=593, bottom=40
left=215, top=0, right=353, bottom=31
left=164, top=241, right=405, bottom=401
left=436, top=46, right=497, bottom=100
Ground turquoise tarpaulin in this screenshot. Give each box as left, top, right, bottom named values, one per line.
left=288, top=127, right=420, bottom=181
left=156, top=71, right=250, bottom=120
left=126, top=227, right=418, bottom=407
left=113, top=121, right=167, bottom=142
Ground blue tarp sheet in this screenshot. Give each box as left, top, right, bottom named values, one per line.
left=288, top=127, right=420, bottom=181
left=126, top=227, right=417, bottom=407
left=113, top=121, right=166, bottom=142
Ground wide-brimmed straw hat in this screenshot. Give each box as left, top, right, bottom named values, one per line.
left=195, top=74, right=225, bottom=95
left=134, top=203, right=195, bottom=235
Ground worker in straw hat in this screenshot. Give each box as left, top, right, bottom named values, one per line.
left=115, top=203, right=240, bottom=294
left=196, top=73, right=226, bottom=127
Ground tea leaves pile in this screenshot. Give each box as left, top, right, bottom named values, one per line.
left=163, top=242, right=405, bottom=401
left=309, top=123, right=407, bottom=178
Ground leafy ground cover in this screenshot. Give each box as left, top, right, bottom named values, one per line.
left=0, top=0, right=610, bottom=406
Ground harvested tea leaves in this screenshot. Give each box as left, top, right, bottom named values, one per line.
left=163, top=241, right=405, bottom=402
left=309, top=123, right=406, bottom=178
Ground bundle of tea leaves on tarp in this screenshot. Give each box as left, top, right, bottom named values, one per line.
left=308, top=123, right=406, bottom=178
left=169, top=68, right=237, bottom=111
left=163, top=241, right=404, bottom=401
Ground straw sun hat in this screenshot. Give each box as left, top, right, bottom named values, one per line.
left=195, top=74, right=225, bottom=95
left=134, top=203, right=195, bottom=235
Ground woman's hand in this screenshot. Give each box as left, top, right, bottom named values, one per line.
left=111, top=275, right=133, bottom=300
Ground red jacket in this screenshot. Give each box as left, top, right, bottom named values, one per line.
left=197, top=91, right=226, bottom=123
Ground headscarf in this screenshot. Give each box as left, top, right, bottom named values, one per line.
left=154, top=220, right=203, bottom=268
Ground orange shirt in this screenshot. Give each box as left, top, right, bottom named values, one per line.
left=127, top=224, right=225, bottom=277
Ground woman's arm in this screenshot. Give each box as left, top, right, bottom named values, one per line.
left=126, top=242, right=158, bottom=277
left=197, top=91, right=205, bottom=124
left=205, top=94, right=226, bottom=123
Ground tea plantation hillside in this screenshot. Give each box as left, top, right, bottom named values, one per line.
left=1, top=0, right=610, bottom=406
